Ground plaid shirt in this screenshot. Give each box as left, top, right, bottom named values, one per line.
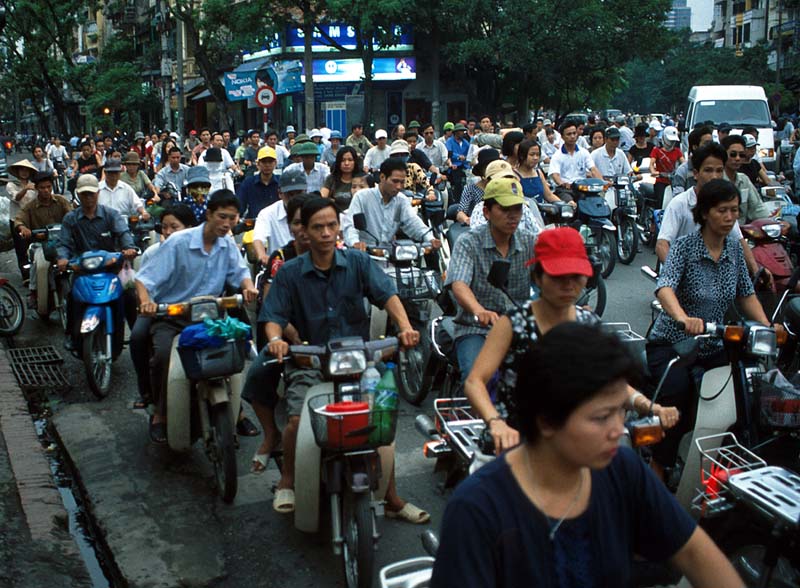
left=444, top=223, right=535, bottom=338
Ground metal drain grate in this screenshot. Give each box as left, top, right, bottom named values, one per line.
left=7, top=346, right=64, bottom=365
left=11, top=361, right=70, bottom=391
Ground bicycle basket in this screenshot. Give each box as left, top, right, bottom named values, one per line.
left=394, top=265, right=439, bottom=301
left=307, top=392, right=398, bottom=451
left=752, top=371, right=800, bottom=429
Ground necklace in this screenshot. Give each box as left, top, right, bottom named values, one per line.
left=524, top=448, right=585, bottom=541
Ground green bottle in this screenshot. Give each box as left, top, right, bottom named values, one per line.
left=370, top=362, right=398, bottom=444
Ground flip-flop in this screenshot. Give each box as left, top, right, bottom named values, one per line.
left=385, top=502, right=430, bottom=524
left=251, top=452, right=269, bottom=474
left=149, top=417, right=167, bottom=445
left=273, top=488, right=295, bottom=513
left=237, top=417, right=260, bottom=437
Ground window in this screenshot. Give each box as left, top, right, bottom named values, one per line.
left=743, top=22, right=751, bottom=43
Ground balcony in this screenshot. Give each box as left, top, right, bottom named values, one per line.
left=86, top=21, right=98, bottom=40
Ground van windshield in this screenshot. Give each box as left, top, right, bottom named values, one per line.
left=695, top=100, right=771, bottom=128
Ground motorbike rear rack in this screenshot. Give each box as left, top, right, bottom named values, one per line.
left=728, top=466, right=800, bottom=529
left=433, top=398, right=485, bottom=464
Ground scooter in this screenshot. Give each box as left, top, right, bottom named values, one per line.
left=607, top=175, right=640, bottom=265
left=67, top=250, right=132, bottom=399
left=28, top=224, right=70, bottom=328
left=275, top=336, right=399, bottom=588
left=632, top=157, right=662, bottom=248
left=354, top=213, right=441, bottom=406
left=157, top=295, right=249, bottom=503
left=128, top=214, right=157, bottom=269
left=741, top=218, right=797, bottom=296
left=570, top=178, right=617, bottom=279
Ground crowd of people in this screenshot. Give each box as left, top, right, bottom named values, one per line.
left=5, top=111, right=781, bottom=587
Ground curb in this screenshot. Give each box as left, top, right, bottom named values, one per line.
left=0, top=350, right=79, bottom=551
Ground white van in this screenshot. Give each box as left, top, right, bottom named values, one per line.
left=683, top=85, right=775, bottom=169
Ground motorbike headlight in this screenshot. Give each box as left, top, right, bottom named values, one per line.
left=81, top=255, right=104, bottom=270
left=393, top=244, right=419, bottom=261
left=561, top=207, right=574, bottom=219
left=329, top=349, right=367, bottom=376
left=763, top=224, right=782, bottom=239
left=190, top=301, right=219, bottom=322
left=747, top=326, right=777, bottom=357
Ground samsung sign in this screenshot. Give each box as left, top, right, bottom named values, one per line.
left=243, top=24, right=413, bottom=60
left=301, top=57, right=416, bottom=83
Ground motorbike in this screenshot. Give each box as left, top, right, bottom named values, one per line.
left=0, top=276, right=25, bottom=337
left=538, top=201, right=608, bottom=316
left=378, top=531, right=439, bottom=588
left=741, top=218, right=798, bottom=297
left=607, top=175, right=640, bottom=265
left=3, top=139, right=13, bottom=156
left=274, top=336, right=399, bottom=588
left=27, top=224, right=70, bottom=328
left=568, top=178, right=617, bottom=279
left=354, top=213, right=441, bottom=406
left=692, top=433, right=800, bottom=587
left=53, top=158, right=68, bottom=195
left=67, top=250, right=132, bottom=398
left=128, top=214, right=157, bottom=269
left=156, top=295, right=249, bottom=503
left=632, top=157, right=662, bottom=248
left=407, top=184, right=449, bottom=274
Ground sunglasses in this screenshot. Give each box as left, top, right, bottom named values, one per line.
left=728, top=151, right=746, bottom=158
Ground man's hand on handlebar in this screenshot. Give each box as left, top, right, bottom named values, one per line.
left=476, top=309, right=499, bottom=327
left=488, top=419, right=519, bottom=455
left=17, top=226, right=31, bottom=240
left=353, top=242, right=367, bottom=251
left=268, top=339, right=290, bottom=363
left=397, top=327, right=420, bottom=348
left=56, top=258, right=69, bottom=272
left=139, top=301, right=157, bottom=317
left=122, top=248, right=137, bottom=260
left=430, top=238, right=442, bottom=250
left=242, top=286, right=259, bottom=304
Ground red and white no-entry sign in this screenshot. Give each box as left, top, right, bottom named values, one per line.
left=255, top=85, right=277, bottom=108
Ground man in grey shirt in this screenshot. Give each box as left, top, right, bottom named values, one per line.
left=344, top=158, right=442, bottom=249
left=154, top=147, right=189, bottom=190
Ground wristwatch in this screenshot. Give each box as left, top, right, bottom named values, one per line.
left=268, top=336, right=283, bottom=343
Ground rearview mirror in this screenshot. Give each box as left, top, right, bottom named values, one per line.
left=487, top=260, right=511, bottom=289
left=430, top=210, right=445, bottom=226
left=353, top=212, right=367, bottom=231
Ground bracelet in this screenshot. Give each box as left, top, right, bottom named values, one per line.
left=628, top=391, right=645, bottom=412
left=268, top=336, right=283, bottom=343
left=486, top=416, right=504, bottom=427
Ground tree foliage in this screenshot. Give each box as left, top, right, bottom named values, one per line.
left=442, top=0, right=672, bottom=121
left=612, top=34, right=792, bottom=115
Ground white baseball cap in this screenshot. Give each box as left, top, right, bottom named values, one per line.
left=649, top=120, right=663, bottom=132
left=663, top=126, right=679, bottom=142
left=375, top=129, right=388, bottom=139
left=743, top=134, right=758, bottom=148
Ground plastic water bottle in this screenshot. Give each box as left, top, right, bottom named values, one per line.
left=374, top=362, right=398, bottom=411
left=360, top=362, right=381, bottom=408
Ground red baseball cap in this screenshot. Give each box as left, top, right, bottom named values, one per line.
left=190, top=129, right=197, bottom=135
left=526, top=227, right=593, bottom=277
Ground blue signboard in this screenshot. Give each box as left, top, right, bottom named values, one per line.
left=303, top=57, right=416, bottom=83
left=243, top=24, right=413, bottom=60
left=223, top=71, right=257, bottom=101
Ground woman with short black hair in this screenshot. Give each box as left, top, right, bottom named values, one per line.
left=433, top=322, right=743, bottom=588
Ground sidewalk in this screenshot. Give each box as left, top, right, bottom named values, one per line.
left=0, top=351, right=91, bottom=588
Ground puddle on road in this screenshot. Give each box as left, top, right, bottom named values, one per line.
left=34, top=416, right=115, bottom=588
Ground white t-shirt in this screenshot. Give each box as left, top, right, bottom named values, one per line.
left=98, top=181, right=143, bottom=216
left=591, top=147, right=632, bottom=178
left=657, top=187, right=743, bottom=243
left=548, top=146, right=596, bottom=184
left=253, top=199, right=291, bottom=254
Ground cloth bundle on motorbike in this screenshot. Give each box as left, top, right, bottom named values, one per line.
left=202, top=316, right=252, bottom=341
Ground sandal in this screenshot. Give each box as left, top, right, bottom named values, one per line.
left=133, top=396, right=151, bottom=410
left=149, top=416, right=167, bottom=444
left=236, top=416, right=260, bottom=437
left=251, top=452, right=269, bottom=474
left=273, top=488, right=295, bottom=513
left=385, top=502, right=430, bottom=524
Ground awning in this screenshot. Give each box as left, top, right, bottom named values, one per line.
left=234, top=57, right=272, bottom=73
left=192, top=89, right=211, bottom=101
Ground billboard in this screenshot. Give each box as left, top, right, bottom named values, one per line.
left=223, top=71, right=257, bottom=101
left=302, top=57, right=416, bottom=83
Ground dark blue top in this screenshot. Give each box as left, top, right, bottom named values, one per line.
left=431, top=448, right=696, bottom=588
left=236, top=174, right=280, bottom=219
left=518, top=174, right=545, bottom=203
left=56, top=204, right=134, bottom=260
left=261, top=248, right=397, bottom=344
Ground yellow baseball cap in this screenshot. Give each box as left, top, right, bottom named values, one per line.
left=257, top=146, right=277, bottom=161
left=483, top=177, right=525, bottom=207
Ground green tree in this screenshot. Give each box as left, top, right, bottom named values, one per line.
left=442, top=0, right=672, bottom=122
left=170, top=0, right=275, bottom=130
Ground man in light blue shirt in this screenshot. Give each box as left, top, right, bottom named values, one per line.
left=794, top=146, right=800, bottom=195
left=134, top=189, right=258, bottom=443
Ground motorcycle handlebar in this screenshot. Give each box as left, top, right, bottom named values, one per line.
left=153, top=294, right=244, bottom=317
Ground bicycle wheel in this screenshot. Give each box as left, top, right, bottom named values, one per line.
left=0, top=282, right=25, bottom=336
